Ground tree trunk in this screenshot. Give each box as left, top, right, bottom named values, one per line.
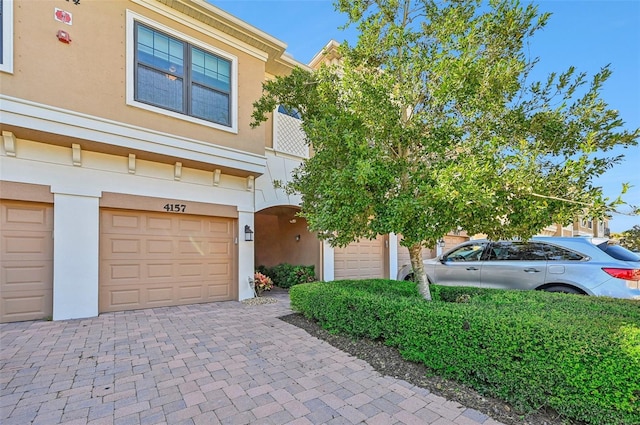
left=408, top=243, right=432, bottom=301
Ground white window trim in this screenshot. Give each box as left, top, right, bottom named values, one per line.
left=125, top=10, right=238, bottom=133
left=0, top=0, right=14, bottom=74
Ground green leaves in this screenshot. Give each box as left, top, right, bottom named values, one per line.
left=291, top=280, right=640, bottom=424
left=251, top=0, right=639, bottom=292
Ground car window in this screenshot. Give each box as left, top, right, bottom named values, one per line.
left=543, top=244, right=585, bottom=261
left=487, top=242, right=547, bottom=261
left=445, top=243, right=486, bottom=262
left=597, top=242, right=640, bottom=262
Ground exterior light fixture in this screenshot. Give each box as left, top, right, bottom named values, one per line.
left=437, top=239, right=445, bottom=248
left=244, top=225, right=254, bottom=242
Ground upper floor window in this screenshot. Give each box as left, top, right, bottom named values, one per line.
left=135, top=22, right=231, bottom=127
left=278, top=105, right=301, bottom=120
left=0, top=0, right=14, bottom=73
left=126, top=11, right=237, bottom=133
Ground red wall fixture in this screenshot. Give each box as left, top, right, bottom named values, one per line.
left=56, top=30, right=72, bottom=44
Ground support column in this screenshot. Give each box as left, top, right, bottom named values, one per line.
left=388, top=233, right=398, bottom=280
left=322, top=240, right=335, bottom=282
left=52, top=192, right=100, bottom=320
left=238, top=210, right=255, bottom=300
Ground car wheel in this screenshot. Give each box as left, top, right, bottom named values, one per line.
left=542, top=285, right=583, bottom=295
left=403, top=273, right=414, bottom=282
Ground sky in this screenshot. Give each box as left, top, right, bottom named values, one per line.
left=212, top=0, right=640, bottom=233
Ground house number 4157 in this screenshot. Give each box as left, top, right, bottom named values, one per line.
left=164, top=204, right=186, bottom=212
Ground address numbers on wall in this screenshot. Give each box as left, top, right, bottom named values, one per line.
left=163, top=204, right=186, bottom=213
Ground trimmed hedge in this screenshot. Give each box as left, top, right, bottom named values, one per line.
left=290, top=280, right=640, bottom=425
left=256, top=263, right=316, bottom=289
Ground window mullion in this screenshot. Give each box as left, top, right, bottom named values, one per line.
left=184, top=44, right=191, bottom=115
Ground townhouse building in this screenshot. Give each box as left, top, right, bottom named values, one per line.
left=0, top=0, right=406, bottom=323
left=3, top=0, right=602, bottom=323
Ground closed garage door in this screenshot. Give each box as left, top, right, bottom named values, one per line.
left=0, top=201, right=53, bottom=323
left=100, top=209, right=235, bottom=313
left=334, top=236, right=386, bottom=280
left=443, top=235, right=469, bottom=251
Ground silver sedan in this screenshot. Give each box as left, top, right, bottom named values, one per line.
left=397, top=237, right=640, bottom=299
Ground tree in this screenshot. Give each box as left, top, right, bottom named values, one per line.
left=619, top=225, right=640, bottom=252
left=251, top=0, right=639, bottom=300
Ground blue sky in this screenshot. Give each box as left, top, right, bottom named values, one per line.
left=212, top=0, right=640, bottom=233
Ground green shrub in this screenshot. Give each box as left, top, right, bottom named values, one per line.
left=257, top=263, right=316, bottom=289
left=290, top=280, right=640, bottom=425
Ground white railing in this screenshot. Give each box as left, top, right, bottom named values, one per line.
left=274, top=111, right=308, bottom=158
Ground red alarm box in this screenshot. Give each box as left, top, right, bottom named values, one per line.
left=56, top=30, right=71, bottom=43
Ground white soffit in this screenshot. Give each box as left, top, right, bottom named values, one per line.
left=1, top=95, right=266, bottom=174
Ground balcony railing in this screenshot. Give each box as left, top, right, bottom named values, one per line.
left=274, top=110, right=308, bottom=158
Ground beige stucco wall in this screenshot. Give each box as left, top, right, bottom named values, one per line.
left=254, top=212, right=320, bottom=275
left=1, top=0, right=266, bottom=155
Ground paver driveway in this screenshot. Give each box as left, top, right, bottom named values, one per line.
left=0, top=290, right=504, bottom=425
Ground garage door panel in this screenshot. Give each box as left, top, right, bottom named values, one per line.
left=208, top=220, right=232, bottom=234
left=178, top=285, right=204, bottom=301
left=2, top=204, right=52, bottom=231
left=178, top=239, right=205, bottom=255
left=178, top=218, right=206, bottom=233
left=207, top=283, right=231, bottom=298
left=147, top=216, right=173, bottom=231
left=147, top=263, right=173, bottom=278
left=335, top=236, right=385, bottom=280
left=210, top=241, right=232, bottom=255
left=177, top=263, right=204, bottom=277
left=1, top=232, right=52, bottom=260
left=110, top=238, right=141, bottom=255
left=1, top=293, right=52, bottom=322
left=109, top=214, right=139, bottom=230
left=209, top=262, right=231, bottom=277
left=109, top=289, right=142, bottom=308
left=149, top=239, right=174, bottom=254
left=3, top=261, right=53, bottom=289
left=147, top=287, right=174, bottom=303
left=103, top=212, right=142, bottom=234
left=1, top=201, right=53, bottom=323
left=107, top=263, right=142, bottom=280
left=100, top=209, right=235, bottom=313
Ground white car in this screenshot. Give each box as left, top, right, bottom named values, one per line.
left=397, top=237, right=640, bottom=299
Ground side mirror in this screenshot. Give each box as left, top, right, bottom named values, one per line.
left=439, top=255, right=447, bottom=264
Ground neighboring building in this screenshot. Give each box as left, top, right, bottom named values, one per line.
left=537, top=217, right=610, bottom=238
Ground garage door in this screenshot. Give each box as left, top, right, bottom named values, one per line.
left=443, top=235, right=469, bottom=251
left=100, top=209, right=235, bottom=313
left=0, top=200, right=53, bottom=323
left=334, top=236, right=386, bottom=280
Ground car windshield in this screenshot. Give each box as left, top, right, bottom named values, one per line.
left=596, top=242, right=640, bottom=262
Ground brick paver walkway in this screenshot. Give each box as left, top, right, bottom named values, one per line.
left=0, top=290, right=504, bottom=425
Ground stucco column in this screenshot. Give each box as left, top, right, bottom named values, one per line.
left=237, top=210, right=255, bottom=300
left=52, top=191, right=100, bottom=320
left=322, top=240, right=335, bottom=282
left=388, top=233, right=398, bottom=280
